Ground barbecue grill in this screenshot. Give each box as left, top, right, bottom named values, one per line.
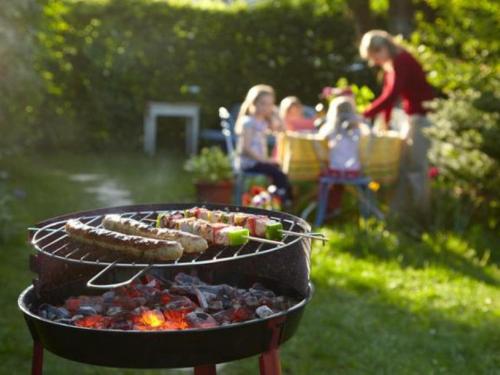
left=19, top=203, right=320, bottom=375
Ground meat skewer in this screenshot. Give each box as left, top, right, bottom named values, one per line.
left=65, top=219, right=183, bottom=261
left=102, top=214, right=208, bottom=253
left=158, top=215, right=283, bottom=246
left=158, top=207, right=325, bottom=242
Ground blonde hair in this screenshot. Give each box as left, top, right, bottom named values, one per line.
left=235, top=84, right=275, bottom=135
left=279, top=96, right=302, bottom=120
left=320, top=96, right=359, bottom=137
left=359, top=29, right=400, bottom=61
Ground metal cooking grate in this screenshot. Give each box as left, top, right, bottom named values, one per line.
left=31, top=210, right=306, bottom=269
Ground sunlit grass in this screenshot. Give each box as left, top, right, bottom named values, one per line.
left=0, top=152, right=498, bottom=374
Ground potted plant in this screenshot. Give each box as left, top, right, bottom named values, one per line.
left=184, top=146, right=233, bottom=204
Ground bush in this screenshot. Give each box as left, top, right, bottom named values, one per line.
left=405, top=0, right=500, bottom=231
left=425, top=90, right=500, bottom=231
left=33, top=0, right=368, bottom=150
left=0, top=0, right=43, bottom=159
left=184, top=146, right=232, bottom=183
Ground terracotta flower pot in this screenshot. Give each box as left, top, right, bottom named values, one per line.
left=194, top=180, right=233, bottom=204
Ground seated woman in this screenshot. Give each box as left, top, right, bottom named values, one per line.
left=235, top=84, right=293, bottom=204
left=317, top=95, right=370, bottom=212
left=279, top=96, right=315, bottom=132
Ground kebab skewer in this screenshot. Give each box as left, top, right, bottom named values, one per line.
left=158, top=207, right=325, bottom=242
left=158, top=215, right=283, bottom=246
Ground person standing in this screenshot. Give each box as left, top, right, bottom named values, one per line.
left=359, top=30, right=435, bottom=220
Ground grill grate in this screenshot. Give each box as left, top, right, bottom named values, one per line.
left=31, top=210, right=306, bottom=269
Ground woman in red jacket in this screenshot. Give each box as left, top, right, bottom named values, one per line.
left=359, top=30, right=434, bottom=220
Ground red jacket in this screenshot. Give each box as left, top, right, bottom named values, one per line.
left=363, top=50, right=435, bottom=122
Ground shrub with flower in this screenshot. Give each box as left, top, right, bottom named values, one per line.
left=242, top=185, right=282, bottom=211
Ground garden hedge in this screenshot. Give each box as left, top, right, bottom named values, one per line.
left=34, top=0, right=370, bottom=150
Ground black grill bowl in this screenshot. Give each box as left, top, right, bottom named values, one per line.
left=22, top=203, right=314, bottom=368
left=19, top=282, right=312, bottom=368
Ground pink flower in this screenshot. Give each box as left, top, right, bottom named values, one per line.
left=321, top=86, right=334, bottom=99
left=332, top=87, right=353, bottom=97
left=428, top=166, right=439, bottom=179
left=250, top=185, right=265, bottom=196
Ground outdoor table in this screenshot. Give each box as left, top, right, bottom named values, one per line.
left=143, top=102, right=200, bottom=156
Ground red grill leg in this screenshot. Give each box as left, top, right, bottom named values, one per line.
left=194, top=364, right=216, bottom=375
left=32, top=341, right=44, bottom=375
left=259, top=349, right=281, bottom=375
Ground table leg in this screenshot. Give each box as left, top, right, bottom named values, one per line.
left=192, top=111, right=199, bottom=155
left=185, top=117, right=193, bottom=155
left=144, top=114, right=156, bottom=156
left=186, top=114, right=199, bottom=155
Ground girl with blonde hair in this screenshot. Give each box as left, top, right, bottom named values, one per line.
left=318, top=95, right=369, bottom=212
left=236, top=84, right=292, bottom=203
left=279, top=96, right=315, bottom=132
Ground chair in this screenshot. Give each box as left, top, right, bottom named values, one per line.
left=219, top=107, right=268, bottom=205
left=314, top=174, right=382, bottom=226
left=303, top=135, right=383, bottom=226
left=201, top=104, right=241, bottom=144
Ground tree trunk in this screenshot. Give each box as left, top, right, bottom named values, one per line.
left=388, top=0, right=414, bottom=37
left=346, top=0, right=376, bottom=37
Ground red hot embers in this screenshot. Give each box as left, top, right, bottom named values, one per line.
left=37, top=273, right=297, bottom=331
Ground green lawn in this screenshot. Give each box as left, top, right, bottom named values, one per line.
left=0, top=152, right=498, bottom=374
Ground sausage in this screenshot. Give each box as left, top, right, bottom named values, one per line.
left=64, top=219, right=183, bottom=261
left=102, top=214, right=208, bottom=253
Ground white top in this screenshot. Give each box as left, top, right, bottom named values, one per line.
left=237, top=116, right=268, bottom=170
left=327, top=129, right=362, bottom=171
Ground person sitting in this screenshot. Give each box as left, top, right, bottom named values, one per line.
left=317, top=95, right=370, bottom=213
left=279, top=96, right=316, bottom=132
left=235, top=84, right=293, bottom=204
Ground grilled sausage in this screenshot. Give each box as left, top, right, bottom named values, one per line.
left=65, top=219, right=183, bottom=261
left=102, top=214, right=208, bottom=253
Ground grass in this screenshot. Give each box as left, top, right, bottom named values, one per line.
left=0, top=151, right=499, bottom=374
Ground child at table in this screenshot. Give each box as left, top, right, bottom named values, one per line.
left=235, top=84, right=293, bottom=204
left=318, top=95, right=369, bottom=212
left=279, top=96, right=315, bottom=132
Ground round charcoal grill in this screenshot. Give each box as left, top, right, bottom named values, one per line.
left=20, top=203, right=320, bottom=375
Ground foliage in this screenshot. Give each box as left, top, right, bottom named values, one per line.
left=399, top=1, right=500, bottom=229
left=410, top=0, right=500, bottom=94
left=335, top=77, right=375, bottom=112
left=184, top=146, right=232, bottom=183
left=424, top=90, right=500, bottom=230
left=30, top=0, right=368, bottom=150
left=0, top=0, right=43, bottom=158
left=0, top=182, right=13, bottom=242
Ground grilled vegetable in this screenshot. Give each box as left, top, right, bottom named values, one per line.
left=159, top=215, right=249, bottom=246
left=65, top=219, right=183, bottom=261
left=164, top=208, right=284, bottom=240
left=102, top=215, right=208, bottom=253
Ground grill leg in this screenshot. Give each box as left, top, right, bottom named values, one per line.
left=32, top=341, right=44, bottom=375
left=194, top=364, right=216, bottom=375
left=259, top=349, right=281, bottom=375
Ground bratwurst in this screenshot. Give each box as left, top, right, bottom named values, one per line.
left=64, top=219, right=183, bottom=261
left=102, top=214, right=208, bottom=253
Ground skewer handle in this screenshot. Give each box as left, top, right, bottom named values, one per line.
left=244, top=236, right=284, bottom=246
left=280, top=230, right=327, bottom=242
